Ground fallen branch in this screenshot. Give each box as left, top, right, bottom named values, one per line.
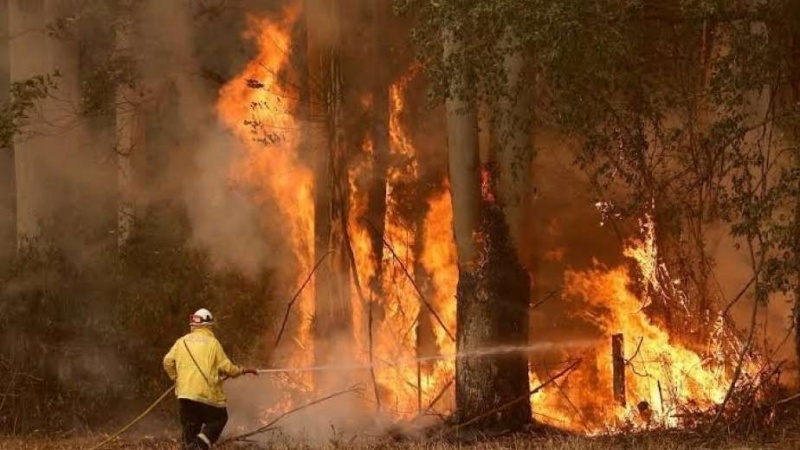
left=368, top=298, right=381, bottom=411
left=273, top=250, right=333, bottom=348
left=772, top=392, right=800, bottom=407
left=451, top=358, right=582, bottom=431
left=424, top=378, right=454, bottom=414
left=767, top=328, right=793, bottom=362
left=544, top=363, right=591, bottom=433
left=229, top=385, right=363, bottom=442
left=341, top=220, right=381, bottom=410
left=706, top=292, right=759, bottom=433
left=625, top=337, right=645, bottom=365
left=0, top=368, right=18, bottom=414
left=343, top=215, right=368, bottom=309
left=530, top=286, right=562, bottom=310
left=364, top=220, right=455, bottom=342
left=721, top=274, right=758, bottom=318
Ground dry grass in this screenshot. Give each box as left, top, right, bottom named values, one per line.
left=2, top=432, right=798, bottom=450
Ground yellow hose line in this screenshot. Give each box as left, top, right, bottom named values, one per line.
left=85, top=385, right=174, bottom=450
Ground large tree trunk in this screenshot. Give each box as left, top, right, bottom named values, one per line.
left=0, top=0, right=13, bottom=263
left=445, top=25, right=531, bottom=429
left=491, top=27, right=533, bottom=422
left=10, top=0, right=49, bottom=245
left=495, top=29, right=532, bottom=254
left=308, top=0, right=353, bottom=378
left=115, top=9, right=144, bottom=249
left=10, top=0, right=83, bottom=248
left=794, top=148, right=800, bottom=374
left=788, top=1, right=800, bottom=377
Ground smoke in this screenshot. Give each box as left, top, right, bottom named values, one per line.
left=225, top=376, right=376, bottom=444
left=180, top=130, right=272, bottom=277
left=706, top=226, right=796, bottom=367
left=526, top=129, right=623, bottom=348
left=1, top=0, right=796, bottom=438
left=1, top=0, right=116, bottom=264
left=132, top=0, right=287, bottom=277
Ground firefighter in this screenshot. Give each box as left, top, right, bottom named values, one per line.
left=163, top=308, right=258, bottom=450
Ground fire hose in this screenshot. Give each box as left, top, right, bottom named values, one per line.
left=82, top=368, right=298, bottom=450
left=85, top=384, right=175, bottom=450
left=83, top=369, right=354, bottom=449
left=85, top=341, right=595, bottom=449
left=83, top=369, right=358, bottom=450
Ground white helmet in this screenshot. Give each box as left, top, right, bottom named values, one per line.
left=189, top=308, right=214, bottom=326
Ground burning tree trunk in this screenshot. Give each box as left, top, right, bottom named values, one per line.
left=444, top=25, right=531, bottom=429
left=486, top=26, right=533, bottom=425
left=412, top=142, right=439, bottom=410
left=367, top=0, right=390, bottom=292
left=307, top=0, right=353, bottom=375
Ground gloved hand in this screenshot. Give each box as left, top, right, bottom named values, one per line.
left=242, top=368, right=259, bottom=376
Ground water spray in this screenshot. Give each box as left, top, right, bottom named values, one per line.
left=256, top=339, right=599, bottom=374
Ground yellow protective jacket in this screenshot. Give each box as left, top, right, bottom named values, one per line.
left=162, top=327, right=244, bottom=407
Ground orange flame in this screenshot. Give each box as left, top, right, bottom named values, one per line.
left=216, top=7, right=315, bottom=391
left=344, top=66, right=457, bottom=416
left=530, top=219, right=757, bottom=433
left=217, top=4, right=757, bottom=435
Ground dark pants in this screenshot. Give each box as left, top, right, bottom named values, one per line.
left=178, top=399, right=229, bottom=450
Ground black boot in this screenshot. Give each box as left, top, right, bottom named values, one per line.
left=185, top=440, right=207, bottom=450
left=195, top=433, right=212, bottom=450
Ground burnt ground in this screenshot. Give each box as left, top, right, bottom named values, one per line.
left=2, top=431, right=799, bottom=450
left=5, top=404, right=800, bottom=450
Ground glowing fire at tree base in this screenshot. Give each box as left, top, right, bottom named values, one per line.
left=214, top=4, right=760, bottom=437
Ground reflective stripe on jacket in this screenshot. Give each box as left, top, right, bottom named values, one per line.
left=162, top=327, right=244, bottom=407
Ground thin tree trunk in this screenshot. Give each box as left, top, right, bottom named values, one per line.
left=413, top=178, right=437, bottom=377
left=368, top=0, right=390, bottom=293
left=296, top=1, right=311, bottom=162
left=308, top=0, right=352, bottom=378
left=307, top=0, right=332, bottom=371
left=329, top=30, right=353, bottom=346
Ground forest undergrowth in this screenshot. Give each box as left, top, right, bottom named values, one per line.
left=3, top=430, right=800, bottom=450
left=0, top=211, right=275, bottom=434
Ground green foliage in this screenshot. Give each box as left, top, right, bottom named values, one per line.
left=0, top=75, right=58, bottom=150
left=77, top=0, right=141, bottom=119
left=400, top=0, right=800, bottom=312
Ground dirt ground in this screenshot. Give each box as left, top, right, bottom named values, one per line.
left=2, top=432, right=799, bottom=450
